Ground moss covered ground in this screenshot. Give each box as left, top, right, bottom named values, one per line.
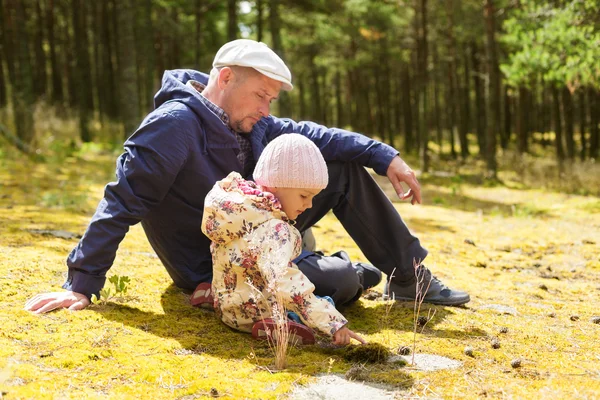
left=1, top=146, right=599, bottom=399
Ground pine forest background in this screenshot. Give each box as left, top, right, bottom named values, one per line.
left=1, top=0, right=599, bottom=182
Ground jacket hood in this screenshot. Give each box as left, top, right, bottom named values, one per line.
left=154, top=69, right=210, bottom=112
left=202, top=172, right=288, bottom=245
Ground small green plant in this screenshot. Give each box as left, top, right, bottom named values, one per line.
left=91, top=275, right=131, bottom=305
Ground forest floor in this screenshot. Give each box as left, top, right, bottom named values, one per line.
left=1, top=144, right=599, bottom=399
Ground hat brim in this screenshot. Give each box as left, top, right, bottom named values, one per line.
left=251, top=68, right=293, bottom=91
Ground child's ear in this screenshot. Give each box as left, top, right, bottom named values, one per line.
left=263, top=186, right=277, bottom=194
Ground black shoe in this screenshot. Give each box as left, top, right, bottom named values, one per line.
left=331, top=250, right=383, bottom=290
left=354, top=262, right=383, bottom=290
left=384, top=265, right=470, bottom=306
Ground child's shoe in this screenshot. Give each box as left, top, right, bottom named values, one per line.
left=251, top=318, right=315, bottom=345
left=190, top=282, right=214, bottom=309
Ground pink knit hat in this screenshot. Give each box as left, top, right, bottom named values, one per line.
left=253, top=134, right=329, bottom=189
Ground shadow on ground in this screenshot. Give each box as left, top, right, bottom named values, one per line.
left=94, top=283, right=463, bottom=370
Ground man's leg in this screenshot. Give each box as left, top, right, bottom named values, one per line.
left=295, top=162, right=469, bottom=306
left=295, top=162, right=426, bottom=283
left=294, top=252, right=362, bottom=306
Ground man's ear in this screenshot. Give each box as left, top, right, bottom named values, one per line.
left=217, top=67, right=234, bottom=90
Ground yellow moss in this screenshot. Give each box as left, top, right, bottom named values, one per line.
left=2, top=151, right=600, bottom=398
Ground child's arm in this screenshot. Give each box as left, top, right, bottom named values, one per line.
left=252, top=220, right=354, bottom=338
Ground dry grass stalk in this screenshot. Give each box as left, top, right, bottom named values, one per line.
left=247, top=280, right=293, bottom=370
left=266, top=291, right=292, bottom=370
left=411, top=259, right=432, bottom=365
left=382, top=268, right=396, bottom=346
left=247, top=237, right=297, bottom=370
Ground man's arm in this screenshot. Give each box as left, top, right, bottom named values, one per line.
left=25, top=108, right=192, bottom=312
left=265, top=117, right=421, bottom=204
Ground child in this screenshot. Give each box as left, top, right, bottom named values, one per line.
left=201, top=134, right=365, bottom=346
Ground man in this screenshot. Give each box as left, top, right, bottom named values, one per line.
left=25, top=39, right=469, bottom=314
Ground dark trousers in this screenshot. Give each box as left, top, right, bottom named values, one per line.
left=294, top=162, right=428, bottom=305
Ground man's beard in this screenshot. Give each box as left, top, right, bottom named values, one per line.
left=232, top=119, right=250, bottom=133
left=232, top=117, right=258, bottom=134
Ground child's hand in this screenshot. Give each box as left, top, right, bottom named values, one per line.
left=332, top=327, right=367, bottom=346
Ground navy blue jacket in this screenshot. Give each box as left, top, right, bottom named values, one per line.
left=63, top=69, right=399, bottom=299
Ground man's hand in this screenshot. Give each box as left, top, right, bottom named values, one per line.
left=25, top=291, right=90, bottom=314
left=332, top=327, right=367, bottom=346
left=386, top=156, right=422, bottom=205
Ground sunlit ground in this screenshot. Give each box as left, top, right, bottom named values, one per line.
left=1, top=138, right=599, bottom=399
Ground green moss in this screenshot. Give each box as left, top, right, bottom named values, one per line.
left=342, top=343, right=392, bottom=363
left=1, top=151, right=600, bottom=398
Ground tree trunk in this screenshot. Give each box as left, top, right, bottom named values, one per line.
left=0, top=0, right=13, bottom=109
left=562, top=87, right=575, bottom=159
left=416, top=0, right=430, bottom=172
left=61, top=0, right=76, bottom=108
left=588, top=88, right=599, bottom=159
left=462, top=45, right=472, bottom=139
left=92, top=2, right=104, bottom=124
left=195, top=0, right=204, bottom=68
left=578, top=90, right=587, bottom=161
left=446, top=1, right=467, bottom=159
left=72, top=0, right=91, bottom=141
left=298, top=73, right=306, bottom=119
left=375, top=39, right=390, bottom=144
left=320, top=72, right=328, bottom=126
left=5, top=0, right=35, bottom=143
left=80, top=1, right=94, bottom=112
left=171, top=8, right=180, bottom=68
left=446, top=62, right=457, bottom=159
left=551, top=86, right=565, bottom=162
left=269, top=0, right=290, bottom=116
left=502, top=85, right=511, bottom=149
left=335, top=70, right=343, bottom=127
left=374, top=65, right=385, bottom=142
left=541, top=85, right=550, bottom=145
left=0, top=0, right=7, bottom=108
left=46, top=0, right=63, bottom=104
left=256, top=0, right=264, bottom=43
left=432, top=46, right=442, bottom=150
left=470, top=42, right=485, bottom=155
left=116, top=0, right=140, bottom=138
left=516, top=87, right=529, bottom=154
left=309, top=52, right=321, bottom=123
left=483, top=0, right=499, bottom=177
left=143, top=0, right=155, bottom=112
left=0, top=42, right=6, bottom=108
left=33, top=0, right=47, bottom=99
left=383, top=40, right=393, bottom=146
left=392, top=67, right=401, bottom=146
left=227, top=0, right=237, bottom=41
left=364, top=76, right=375, bottom=137
left=401, top=64, right=414, bottom=153
left=101, top=0, right=118, bottom=119
left=457, top=59, right=469, bottom=159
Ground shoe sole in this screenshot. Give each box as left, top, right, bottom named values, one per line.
left=387, top=295, right=471, bottom=306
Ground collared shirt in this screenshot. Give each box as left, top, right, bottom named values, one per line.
left=186, top=80, right=254, bottom=177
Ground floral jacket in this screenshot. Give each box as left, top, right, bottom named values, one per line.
left=201, top=172, right=347, bottom=336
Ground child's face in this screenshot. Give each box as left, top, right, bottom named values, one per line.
left=267, top=187, right=321, bottom=220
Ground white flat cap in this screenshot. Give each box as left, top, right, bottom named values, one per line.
left=213, top=39, right=293, bottom=91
